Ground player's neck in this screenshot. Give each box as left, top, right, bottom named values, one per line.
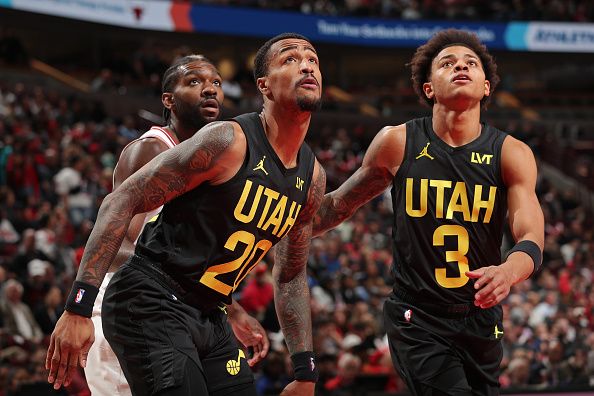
left=431, top=105, right=482, bottom=147
left=260, top=106, right=311, bottom=168
left=168, top=121, right=202, bottom=143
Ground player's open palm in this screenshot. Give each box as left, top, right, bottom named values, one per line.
left=46, top=311, right=94, bottom=389
left=280, top=380, right=315, bottom=396
left=466, top=265, right=513, bottom=309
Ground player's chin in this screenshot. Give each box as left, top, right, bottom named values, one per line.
left=200, top=109, right=220, bottom=122
left=296, top=95, right=322, bottom=112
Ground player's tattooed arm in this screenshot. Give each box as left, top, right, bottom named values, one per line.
left=273, top=161, right=325, bottom=354
left=312, top=124, right=406, bottom=236
left=77, top=122, right=238, bottom=286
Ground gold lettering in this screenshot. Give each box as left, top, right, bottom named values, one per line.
left=234, top=181, right=264, bottom=223
left=278, top=201, right=301, bottom=238
left=446, top=182, right=471, bottom=221
left=406, top=178, right=428, bottom=217
left=257, top=188, right=280, bottom=227
left=262, top=196, right=287, bottom=235
left=471, top=152, right=493, bottom=165
left=471, top=185, right=497, bottom=223
left=430, top=180, right=452, bottom=218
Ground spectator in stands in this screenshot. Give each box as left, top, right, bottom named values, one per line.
left=0, top=279, right=43, bottom=343
left=323, top=353, right=362, bottom=395
left=239, top=262, right=274, bottom=320
left=33, top=285, right=63, bottom=336
left=9, top=229, right=50, bottom=281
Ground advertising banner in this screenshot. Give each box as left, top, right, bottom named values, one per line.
left=2, top=1, right=593, bottom=52
left=0, top=0, right=176, bottom=31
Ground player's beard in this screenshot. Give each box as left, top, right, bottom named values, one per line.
left=297, top=95, right=322, bottom=112
left=175, top=100, right=217, bottom=132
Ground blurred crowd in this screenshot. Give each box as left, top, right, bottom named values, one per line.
left=0, top=78, right=593, bottom=396
left=191, top=0, right=594, bottom=22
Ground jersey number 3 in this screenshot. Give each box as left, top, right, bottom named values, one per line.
left=433, top=225, right=469, bottom=288
left=199, top=230, right=272, bottom=296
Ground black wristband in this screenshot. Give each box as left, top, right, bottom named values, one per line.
left=291, top=351, right=319, bottom=382
left=65, top=280, right=100, bottom=318
left=506, top=240, right=542, bottom=277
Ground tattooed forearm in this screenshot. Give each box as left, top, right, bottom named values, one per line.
left=313, top=166, right=393, bottom=236
left=77, top=195, right=133, bottom=285
left=274, top=230, right=313, bottom=354
left=76, top=122, right=235, bottom=287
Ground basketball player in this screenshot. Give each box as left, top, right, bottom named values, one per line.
left=84, top=55, right=270, bottom=396
left=47, top=33, right=324, bottom=396
left=313, top=29, right=544, bottom=395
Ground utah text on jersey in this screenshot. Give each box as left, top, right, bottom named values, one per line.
left=405, top=178, right=496, bottom=224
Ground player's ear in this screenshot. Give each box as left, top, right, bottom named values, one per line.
left=484, top=80, right=491, bottom=97
left=257, top=77, right=269, bottom=95
left=423, top=82, right=434, bottom=100
left=162, top=92, right=174, bottom=110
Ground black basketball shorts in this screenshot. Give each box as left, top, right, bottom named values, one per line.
left=383, top=292, right=503, bottom=396
left=102, top=259, right=255, bottom=396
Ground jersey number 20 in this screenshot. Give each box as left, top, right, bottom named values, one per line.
left=199, top=230, right=272, bottom=296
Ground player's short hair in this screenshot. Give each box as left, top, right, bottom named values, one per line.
left=162, top=55, right=215, bottom=123
left=409, top=29, right=500, bottom=108
left=253, top=33, right=312, bottom=82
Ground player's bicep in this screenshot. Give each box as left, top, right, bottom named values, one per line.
left=295, top=161, right=326, bottom=225
left=502, top=137, right=544, bottom=247
left=113, top=138, right=170, bottom=189
left=273, top=161, right=323, bottom=281
left=337, top=124, right=405, bottom=205
left=115, top=121, right=238, bottom=215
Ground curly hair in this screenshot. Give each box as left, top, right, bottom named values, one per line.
left=409, top=29, right=500, bottom=108
left=161, top=55, right=215, bottom=124
left=253, top=32, right=312, bottom=82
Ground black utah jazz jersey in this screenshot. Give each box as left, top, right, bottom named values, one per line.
left=391, top=117, right=508, bottom=304
left=136, top=112, right=315, bottom=305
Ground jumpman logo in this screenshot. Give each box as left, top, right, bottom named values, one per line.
left=253, top=156, right=269, bottom=175
left=415, top=142, right=435, bottom=160
left=226, top=349, right=245, bottom=376
left=494, top=324, right=504, bottom=339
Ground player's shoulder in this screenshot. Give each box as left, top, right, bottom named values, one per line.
left=120, top=135, right=171, bottom=164
left=368, top=123, right=407, bottom=155
left=190, top=121, right=248, bottom=177
left=501, top=135, right=537, bottom=185
left=502, top=134, right=534, bottom=160
left=196, top=120, right=245, bottom=137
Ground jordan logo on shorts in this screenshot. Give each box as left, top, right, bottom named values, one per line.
left=494, top=324, right=503, bottom=339
left=253, top=156, right=269, bottom=175
left=226, top=349, right=245, bottom=375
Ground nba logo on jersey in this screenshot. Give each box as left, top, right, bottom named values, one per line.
left=75, top=288, right=85, bottom=303
left=310, top=357, right=315, bottom=371
left=404, top=309, right=412, bottom=322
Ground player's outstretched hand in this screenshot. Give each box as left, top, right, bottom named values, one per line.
left=46, top=311, right=94, bottom=389
left=280, top=380, right=315, bottom=396
left=466, top=265, right=513, bottom=309
left=228, top=308, right=270, bottom=366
